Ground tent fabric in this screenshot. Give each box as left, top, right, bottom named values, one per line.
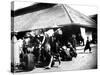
left=63, top=5, right=96, bottom=27
left=13, top=5, right=71, bottom=32
left=12, top=4, right=96, bottom=32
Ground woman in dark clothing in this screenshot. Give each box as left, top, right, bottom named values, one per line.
left=84, top=37, right=91, bottom=53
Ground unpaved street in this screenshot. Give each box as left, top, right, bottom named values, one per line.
left=15, top=45, right=97, bottom=74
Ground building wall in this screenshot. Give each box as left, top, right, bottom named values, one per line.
left=80, top=27, right=93, bottom=45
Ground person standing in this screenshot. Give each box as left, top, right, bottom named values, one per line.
left=84, top=37, right=91, bottom=53
left=70, top=34, right=77, bottom=50
left=11, top=32, right=20, bottom=71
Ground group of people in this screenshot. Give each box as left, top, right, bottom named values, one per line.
left=21, top=28, right=63, bottom=69
left=70, top=34, right=91, bottom=53
left=11, top=28, right=92, bottom=72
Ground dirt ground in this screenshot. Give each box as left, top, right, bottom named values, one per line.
left=15, top=45, right=97, bottom=74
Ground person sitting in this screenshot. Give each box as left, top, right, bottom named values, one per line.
left=67, top=42, right=77, bottom=58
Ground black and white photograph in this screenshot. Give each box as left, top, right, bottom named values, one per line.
left=11, top=1, right=97, bottom=74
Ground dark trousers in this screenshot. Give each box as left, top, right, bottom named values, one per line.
left=84, top=46, right=91, bottom=52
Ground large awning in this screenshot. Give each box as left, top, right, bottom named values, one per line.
left=12, top=3, right=96, bottom=32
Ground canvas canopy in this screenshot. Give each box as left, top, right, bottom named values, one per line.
left=12, top=4, right=96, bottom=32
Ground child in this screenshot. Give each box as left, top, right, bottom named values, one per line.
left=84, top=37, right=91, bottom=53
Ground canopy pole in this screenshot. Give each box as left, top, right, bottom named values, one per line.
left=62, top=4, right=73, bottom=23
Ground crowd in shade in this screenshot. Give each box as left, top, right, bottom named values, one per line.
left=11, top=27, right=94, bottom=72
